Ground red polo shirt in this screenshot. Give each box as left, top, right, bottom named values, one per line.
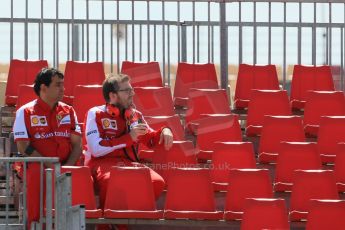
left=13, top=98, right=81, bottom=163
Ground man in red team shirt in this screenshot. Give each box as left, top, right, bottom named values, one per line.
left=84, top=74, right=173, bottom=229
left=13, top=68, right=82, bottom=228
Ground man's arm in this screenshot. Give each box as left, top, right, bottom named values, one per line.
left=16, top=140, right=54, bottom=168
left=63, top=133, right=82, bottom=166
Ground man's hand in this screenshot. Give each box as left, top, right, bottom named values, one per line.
left=159, top=128, right=173, bottom=150
left=130, top=124, right=148, bottom=142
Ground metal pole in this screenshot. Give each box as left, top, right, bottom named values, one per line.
left=312, top=2, right=316, bottom=66
left=178, top=1, right=181, bottom=63
left=56, top=0, right=59, bottom=68
left=298, top=2, right=301, bottom=65
left=102, top=0, right=105, bottom=63
left=220, top=1, right=228, bottom=90
left=25, top=0, right=28, bottom=60
left=192, top=1, right=195, bottom=63
left=45, top=169, right=53, bottom=230
left=162, top=1, right=166, bottom=84
left=117, top=0, right=120, bottom=73
left=181, top=23, right=187, bottom=62
left=268, top=2, right=271, bottom=64
left=132, top=0, right=135, bottom=61
left=147, top=0, right=150, bottom=61
left=253, top=1, right=257, bottom=64
left=86, top=0, right=90, bottom=62
left=239, top=1, right=242, bottom=64
left=283, top=2, right=287, bottom=89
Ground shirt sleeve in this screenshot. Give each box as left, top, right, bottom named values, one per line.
left=13, top=107, right=30, bottom=141
left=69, top=107, right=82, bottom=136
left=84, top=108, right=133, bottom=158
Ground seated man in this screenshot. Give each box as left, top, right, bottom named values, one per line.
left=83, top=74, right=173, bottom=212
left=13, top=68, right=82, bottom=228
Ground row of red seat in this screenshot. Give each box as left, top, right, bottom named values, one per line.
left=61, top=165, right=345, bottom=229
left=3, top=59, right=337, bottom=110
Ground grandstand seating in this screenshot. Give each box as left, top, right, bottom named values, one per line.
left=306, top=199, right=345, bottom=230
left=234, top=64, right=279, bottom=110
left=63, top=61, right=105, bottom=105
left=240, top=198, right=290, bottom=230
left=15, top=84, right=36, bottom=110
left=151, top=141, right=198, bottom=183
left=290, top=65, right=334, bottom=110
left=133, top=87, right=175, bottom=116
left=258, top=115, right=305, bottom=163
left=5, top=59, right=48, bottom=106
left=274, top=142, right=322, bottom=192
left=195, top=114, right=242, bottom=161
left=246, top=90, right=291, bottom=136
left=185, top=88, right=231, bottom=133
left=335, top=143, right=345, bottom=192
left=173, top=62, right=219, bottom=107
left=72, top=85, right=103, bottom=125
left=210, top=142, right=256, bottom=191
left=103, top=166, right=163, bottom=219
left=303, top=91, right=345, bottom=137
left=144, top=115, right=185, bottom=141
left=164, top=168, right=223, bottom=220
left=317, top=116, right=345, bottom=163
left=121, top=61, right=163, bottom=87
left=289, top=170, right=339, bottom=221
left=224, top=169, right=273, bottom=220
left=60, top=166, right=102, bottom=218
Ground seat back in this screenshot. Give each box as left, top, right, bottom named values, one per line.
left=5, top=59, right=48, bottom=106
left=291, top=65, right=334, bottom=109
left=63, top=61, right=105, bottom=104
left=335, top=143, right=345, bottom=191
left=304, top=91, right=345, bottom=136
left=185, top=88, right=231, bottom=125
left=104, top=166, right=158, bottom=211
left=164, top=168, right=216, bottom=212
left=173, top=62, right=218, bottom=100
left=121, top=61, right=163, bottom=87
left=225, top=169, right=273, bottom=219
left=306, top=199, right=345, bottom=230
left=234, top=64, right=279, bottom=109
left=274, top=142, right=322, bottom=191
left=259, top=116, right=305, bottom=157
left=210, top=142, right=256, bottom=186
left=152, top=141, right=198, bottom=182
left=241, top=198, right=289, bottom=230
left=317, top=116, right=345, bottom=162
left=133, top=87, right=175, bottom=116
left=246, top=90, right=291, bottom=136
left=72, top=85, right=104, bottom=123
left=60, top=166, right=98, bottom=210
left=144, top=115, right=185, bottom=141
left=290, top=170, right=339, bottom=221
left=196, top=114, right=242, bottom=151
left=15, top=84, right=36, bottom=110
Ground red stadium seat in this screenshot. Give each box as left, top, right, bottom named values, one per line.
left=274, top=142, right=322, bottom=192
left=224, top=169, right=273, bottom=220
left=15, top=84, right=36, bottom=110
left=246, top=90, right=291, bottom=137
left=103, top=166, right=163, bottom=219
left=164, top=168, right=223, bottom=220
left=151, top=141, right=198, bottom=183
left=61, top=166, right=102, bottom=218
left=173, top=62, right=219, bottom=107
left=303, top=91, right=345, bottom=137
left=185, top=88, right=231, bottom=132
left=63, top=61, right=105, bottom=105
left=121, top=61, right=163, bottom=87
left=5, top=59, right=48, bottom=106
left=210, top=142, right=256, bottom=191
left=306, top=199, right=345, bottom=230
left=290, top=65, right=334, bottom=110
left=196, top=114, right=242, bottom=161
left=335, top=143, right=345, bottom=192
left=133, top=87, right=175, bottom=116
left=234, top=64, right=279, bottom=110
left=144, top=115, right=185, bottom=141
left=72, top=85, right=104, bottom=125
left=317, top=116, right=345, bottom=163
left=241, top=198, right=289, bottom=230
left=290, top=170, right=339, bottom=221
left=258, top=116, right=305, bottom=163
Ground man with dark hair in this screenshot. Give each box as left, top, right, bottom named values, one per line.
left=84, top=73, right=173, bottom=230
left=13, top=67, right=82, bottom=228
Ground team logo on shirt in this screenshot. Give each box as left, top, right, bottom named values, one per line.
left=101, top=118, right=117, bottom=130
left=59, top=115, right=71, bottom=125
left=30, top=116, right=48, bottom=127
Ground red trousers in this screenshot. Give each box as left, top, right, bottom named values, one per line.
left=86, top=157, right=165, bottom=209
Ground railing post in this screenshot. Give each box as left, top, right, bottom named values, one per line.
left=55, top=172, right=72, bottom=230
left=45, top=169, right=53, bottom=230
left=181, top=22, right=187, bottom=62
left=219, top=1, right=229, bottom=92
left=67, top=205, right=86, bottom=230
